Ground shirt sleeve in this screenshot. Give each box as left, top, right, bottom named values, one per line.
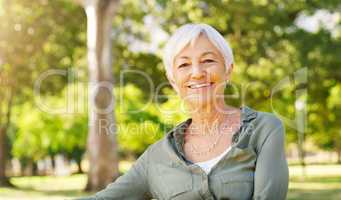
left=253, top=122, right=289, bottom=200
left=77, top=148, right=151, bottom=200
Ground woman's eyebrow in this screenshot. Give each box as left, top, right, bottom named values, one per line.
left=177, top=56, right=190, bottom=60
left=201, top=51, right=217, bottom=57
left=175, top=51, right=216, bottom=62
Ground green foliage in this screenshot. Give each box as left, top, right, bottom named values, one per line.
left=11, top=82, right=88, bottom=162
left=10, top=83, right=187, bottom=160
left=115, top=84, right=187, bottom=156
left=0, top=0, right=86, bottom=98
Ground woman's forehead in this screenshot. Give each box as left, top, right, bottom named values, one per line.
left=175, top=35, right=223, bottom=60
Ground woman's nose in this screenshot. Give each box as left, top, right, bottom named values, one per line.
left=191, top=65, right=205, bottom=79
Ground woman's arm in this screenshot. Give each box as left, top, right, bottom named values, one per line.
left=253, top=121, right=289, bottom=200
left=77, top=148, right=151, bottom=200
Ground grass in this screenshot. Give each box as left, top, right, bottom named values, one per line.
left=0, top=174, right=90, bottom=200
left=0, top=164, right=340, bottom=199
left=287, top=164, right=341, bottom=200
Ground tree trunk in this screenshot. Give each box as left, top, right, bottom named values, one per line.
left=83, top=0, right=120, bottom=191
left=0, top=89, right=14, bottom=187
left=32, top=162, right=38, bottom=176
left=297, top=139, right=306, bottom=178
left=51, top=155, right=56, bottom=171
left=76, top=158, right=83, bottom=174
left=24, top=160, right=33, bottom=176
left=0, top=127, right=11, bottom=186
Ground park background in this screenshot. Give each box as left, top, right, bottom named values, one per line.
left=0, top=0, right=340, bottom=199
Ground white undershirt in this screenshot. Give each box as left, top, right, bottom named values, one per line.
left=195, top=146, right=232, bottom=174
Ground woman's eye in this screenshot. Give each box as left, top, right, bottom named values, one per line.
left=203, top=59, right=215, bottom=63
left=178, top=63, right=189, bottom=68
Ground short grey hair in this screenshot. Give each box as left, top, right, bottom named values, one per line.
left=163, top=23, right=234, bottom=81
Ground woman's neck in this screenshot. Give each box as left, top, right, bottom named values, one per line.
left=187, top=100, right=238, bottom=135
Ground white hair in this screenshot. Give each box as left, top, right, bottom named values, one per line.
left=162, top=23, right=234, bottom=81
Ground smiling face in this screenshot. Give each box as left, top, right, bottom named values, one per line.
left=170, top=33, right=232, bottom=109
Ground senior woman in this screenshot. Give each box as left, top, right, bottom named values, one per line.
left=79, top=23, right=289, bottom=200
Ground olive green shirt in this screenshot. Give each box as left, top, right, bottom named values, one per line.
left=79, top=106, right=289, bottom=200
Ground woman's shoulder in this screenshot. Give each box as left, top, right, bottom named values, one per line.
left=246, top=107, right=285, bottom=152
left=142, top=132, right=174, bottom=161
left=241, top=106, right=284, bottom=133
left=143, top=120, right=189, bottom=163
left=253, top=109, right=284, bottom=129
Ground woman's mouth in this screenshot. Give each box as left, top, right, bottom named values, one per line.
left=187, top=82, right=214, bottom=89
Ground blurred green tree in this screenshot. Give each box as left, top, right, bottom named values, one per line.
left=0, top=0, right=85, bottom=185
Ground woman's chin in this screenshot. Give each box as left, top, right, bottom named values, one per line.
left=185, top=97, right=217, bottom=111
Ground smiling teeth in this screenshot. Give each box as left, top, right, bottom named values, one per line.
left=189, top=83, right=211, bottom=89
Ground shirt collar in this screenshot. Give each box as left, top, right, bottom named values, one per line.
left=166, top=105, right=258, bottom=162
